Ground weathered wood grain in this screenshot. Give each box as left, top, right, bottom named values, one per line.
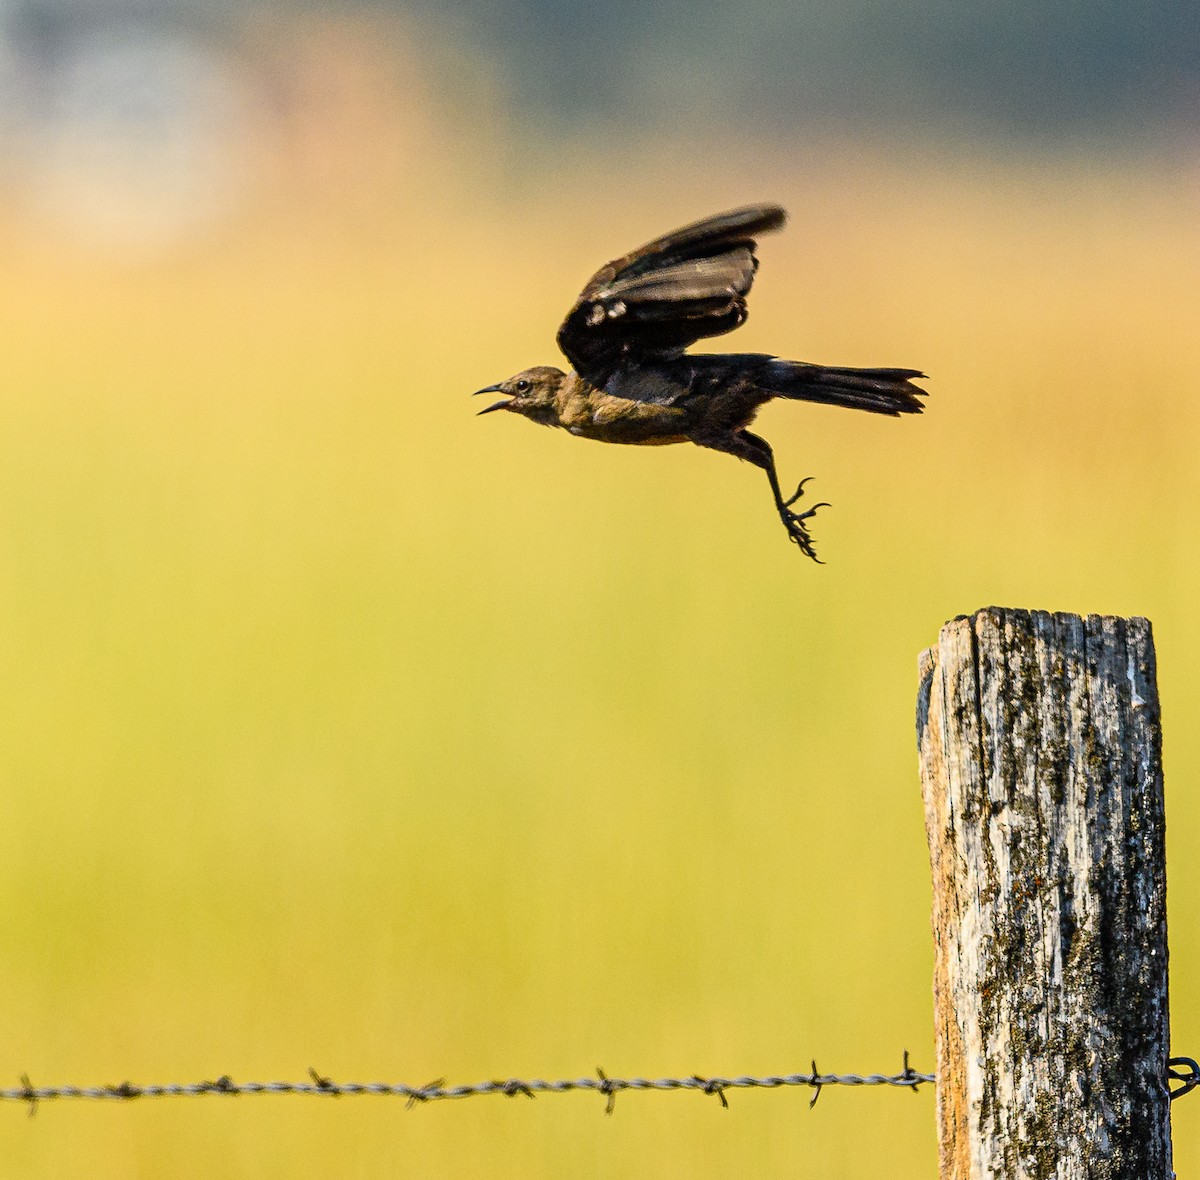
left=917, top=608, right=1170, bottom=1178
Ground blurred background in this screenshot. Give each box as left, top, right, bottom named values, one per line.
left=0, top=0, right=1197, bottom=1174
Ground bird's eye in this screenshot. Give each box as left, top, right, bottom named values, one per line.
left=515, top=378, right=531, bottom=393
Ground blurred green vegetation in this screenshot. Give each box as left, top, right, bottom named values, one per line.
left=1, top=133, right=1198, bottom=1177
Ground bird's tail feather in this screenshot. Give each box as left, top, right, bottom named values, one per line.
left=765, top=361, right=927, bottom=416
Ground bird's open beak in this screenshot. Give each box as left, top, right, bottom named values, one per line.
left=473, top=383, right=512, bottom=415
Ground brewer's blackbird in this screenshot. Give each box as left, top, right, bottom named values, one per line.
left=476, top=204, right=926, bottom=559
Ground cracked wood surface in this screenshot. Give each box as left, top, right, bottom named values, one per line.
left=917, top=608, right=1170, bottom=1178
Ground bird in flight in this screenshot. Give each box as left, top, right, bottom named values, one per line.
left=475, top=204, right=926, bottom=559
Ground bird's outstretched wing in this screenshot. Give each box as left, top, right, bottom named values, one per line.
left=556, top=204, right=786, bottom=387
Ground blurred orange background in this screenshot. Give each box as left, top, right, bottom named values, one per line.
left=1, top=6, right=1198, bottom=1176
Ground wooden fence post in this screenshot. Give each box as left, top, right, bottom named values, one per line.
left=916, top=607, right=1171, bottom=1178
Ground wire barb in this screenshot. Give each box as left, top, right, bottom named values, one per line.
left=308, top=1068, right=337, bottom=1095
left=405, top=1078, right=446, bottom=1110
left=199, top=1075, right=237, bottom=1095
left=695, top=1075, right=729, bottom=1109
left=808, top=1059, right=823, bottom=1109
left=19, top=1074, right=37, bottom=1119
left=596, top=1067, right=617, bottom=1116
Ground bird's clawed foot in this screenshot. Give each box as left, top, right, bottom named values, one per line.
left=778, top=478, right=830, bottom=561
left=783, top=477, right=815, bottom=509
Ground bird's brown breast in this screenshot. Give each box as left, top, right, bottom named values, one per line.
left=554, top=380, right=690, bottom=446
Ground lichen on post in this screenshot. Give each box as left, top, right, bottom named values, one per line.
left=917, top=608, right=1171, bottom=1178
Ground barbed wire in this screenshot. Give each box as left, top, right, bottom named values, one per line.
left=2, top=1054, right=934, bottom=1116
left=5, top=1055, right=1195, bottom=1117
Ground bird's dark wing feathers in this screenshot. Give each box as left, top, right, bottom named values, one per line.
left=556, top=204, right=787, bottom=386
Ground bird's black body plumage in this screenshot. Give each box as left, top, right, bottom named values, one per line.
left=477, top=204, right=927, bottom=558
left=603, top=354, right=925, bottom=417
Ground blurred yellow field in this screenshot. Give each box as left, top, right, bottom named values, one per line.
left=1, top=83, right=1199, bottom=1175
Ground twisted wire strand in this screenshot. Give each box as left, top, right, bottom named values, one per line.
left=7, top=1056, right=1194, bottom=1114
left=1, top=1058, right=934, bottom=1114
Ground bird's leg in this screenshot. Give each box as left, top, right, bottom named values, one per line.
left=706, top=430, right=829, bottom=560
left=765, top=463, right=830, bottom=561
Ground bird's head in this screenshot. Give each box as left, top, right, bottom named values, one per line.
left=474, top=366, right=567, bottom=422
